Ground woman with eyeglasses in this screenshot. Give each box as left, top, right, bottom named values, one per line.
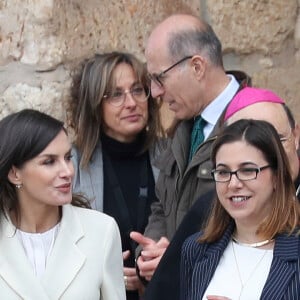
left=181, top=119, right=300, bottom=300
left=68, top=52, right=165, bottom=300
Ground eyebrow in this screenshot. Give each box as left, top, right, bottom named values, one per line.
left=215, top=162, right=259, bottom=168
left=113, top=81, right=142, bottom=89
left=38, top=148, right=72, bottom=158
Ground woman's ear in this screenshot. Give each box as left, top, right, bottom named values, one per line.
left=8, top=166, right=22, bottom=185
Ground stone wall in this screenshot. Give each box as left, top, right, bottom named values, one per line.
left=0, top=0, right=299, bottom=129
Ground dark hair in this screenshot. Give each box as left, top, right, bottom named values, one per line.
left=168, top=21, right=223, bottom=67
left=200, top=119, right=299, bottom=243
left=68, top=52, right=164, bottom=168
left=0, top=109, right=88, bottom=223
left=283, top=104, right=296, bottom=129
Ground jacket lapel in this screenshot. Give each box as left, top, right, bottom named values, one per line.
left=41, top=205, right=85, bottom=299
left=72, top=141, right=104, bottom=211
left=0, top=217, right=50, bottom=299
left=261, top=233, right=299, bottom=299
left=192, top=225, right=234, bottom=298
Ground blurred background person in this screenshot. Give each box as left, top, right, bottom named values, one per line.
left=181, top=119, right=300, bottom=300
left=0, top=109, right=125, bottom=300
left=68, top=52, right=165, bottom=299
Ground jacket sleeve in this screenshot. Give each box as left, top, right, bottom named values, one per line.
left=143, top=197, right=168, bottom=241
left=100, top=218, right=126, bottom=300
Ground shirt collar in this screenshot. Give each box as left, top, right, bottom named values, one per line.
left=202, top=75, right=239, bottom=126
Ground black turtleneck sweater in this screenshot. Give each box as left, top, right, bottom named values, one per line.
left=101, top=133, right=157, bottom=268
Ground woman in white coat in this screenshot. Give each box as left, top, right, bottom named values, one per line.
left=0, top=109, right=125, bottom=300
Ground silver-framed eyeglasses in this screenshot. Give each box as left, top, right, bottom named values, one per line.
left=103, top=85, right=150, bottom=107
left=147, top=55, right=193, bottom=87
left=211, top=165, right=272, bottom=183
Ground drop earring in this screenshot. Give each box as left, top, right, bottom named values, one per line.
left=15, top=184, right=22, bottom=189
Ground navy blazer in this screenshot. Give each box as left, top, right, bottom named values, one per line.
left=181, top=223, right=300, bottom=300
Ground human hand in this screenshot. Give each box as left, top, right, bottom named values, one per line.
left=123, top=250, right=143, bottom=292
left=130, top=232, right=169, bottom=281
left=206, top=295, right=232, bottom=300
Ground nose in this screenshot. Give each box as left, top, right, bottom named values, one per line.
left=227, top=173, right=243, bottom=188
left=123, top=92, right=137, bottom=107
left=59, top=160, right=74, bottom=178
left=151, top=81, right=164, bottom=98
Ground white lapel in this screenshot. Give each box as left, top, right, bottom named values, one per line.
left=41, top=205, right=86, bottom=299
left=0, top=216, right=50, bottom=299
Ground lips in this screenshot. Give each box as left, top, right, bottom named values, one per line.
left=56, top=183, right=71, bottom=193
left=122, top=114, right=141, bottom=121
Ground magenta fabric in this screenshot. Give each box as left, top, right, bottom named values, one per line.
left=224, top=87, right=285, bottom=121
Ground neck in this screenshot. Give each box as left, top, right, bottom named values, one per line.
left=232, top=236, right=273, bottom=248
left=234, top=222, right=264, bottom=244
left=202, top=69, right=230, bottom=108
left=11, top=205, right=61, bottom=233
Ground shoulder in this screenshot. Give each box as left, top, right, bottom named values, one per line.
left=71, top=140, right=102, bottom=166
left=149, top=137, right=168, bottom=159
left=64, top=205, right=117, bottom=231
left=182, top=231, right=204, bottom=253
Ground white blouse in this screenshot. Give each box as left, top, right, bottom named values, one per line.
left=17, top=223, right=60, bottom=277
left=203, top=240, right=273, bottom=300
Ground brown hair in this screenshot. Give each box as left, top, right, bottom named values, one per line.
left=200, top=119, right=300, bottom=243
left=68, top=52, right=164, bottom=168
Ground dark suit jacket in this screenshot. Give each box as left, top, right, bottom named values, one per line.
left=181, top=223, right=300, bottom=300
left=144, top=191, right=215, bottom=300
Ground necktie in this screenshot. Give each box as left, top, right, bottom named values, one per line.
left=189, top=116, right=206, bottom=161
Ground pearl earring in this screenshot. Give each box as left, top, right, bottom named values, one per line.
left=15, top=184, right=22, bottom=189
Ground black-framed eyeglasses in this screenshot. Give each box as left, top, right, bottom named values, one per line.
left=103, top=85, right=150, bottom=107
left=211, top=165, right=272, bottom=183
left=147, top=56, right=193, bottom=87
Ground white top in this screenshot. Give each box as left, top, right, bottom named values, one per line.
left=203, top=240, right=273, bottom=300
left=17, top=223, right=60, bottom=277
left=202, top=74, right=240, bottom=139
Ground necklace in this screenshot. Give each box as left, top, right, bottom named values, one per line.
left=232, top=236, right=273, bottom=248
left=232, top=241, right=268, bottom=299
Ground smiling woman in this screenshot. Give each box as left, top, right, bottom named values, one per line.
left=0, top=109, right=125, bottom=300
left=181, top=119, right=300, bottom=300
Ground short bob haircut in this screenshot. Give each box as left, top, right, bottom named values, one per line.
left=68, top=52, right=164, bottom=168
left=0, top=109, right=88, bottom=225
left=200, top=119, right=300, bottom=243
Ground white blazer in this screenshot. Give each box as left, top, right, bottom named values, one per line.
left=0, top=205, right=126, bottom=300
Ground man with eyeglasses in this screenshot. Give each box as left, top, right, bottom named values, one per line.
left=130, top=13, right=250, bottom=284
left=140, top=87, right=300, bottom=300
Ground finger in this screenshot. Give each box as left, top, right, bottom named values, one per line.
left=138, top=255, right=161, bottom=275
left=130, top=231, right=156, bottom=248
left=123, top=267, right=137, bottom=277
left=125, top=275, right=142, bottom=291
left=157, top=237, right=170, bottom=248
left=122, top=250, right=130, bottom=260
left=141, top=247, right=167, bottom=260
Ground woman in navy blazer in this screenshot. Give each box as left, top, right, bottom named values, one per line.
left=181, top=119, right=300, bottom=300
left=0, top=109, right=125, bottom=299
